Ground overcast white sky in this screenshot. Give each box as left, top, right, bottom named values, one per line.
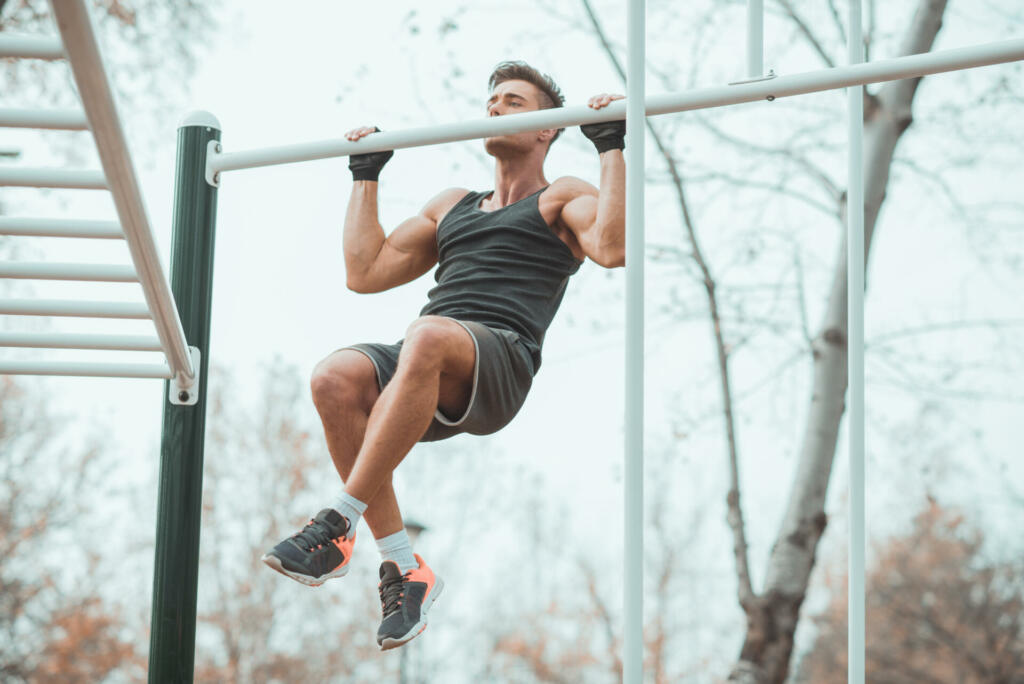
left=2, top=0, right=1022, bottom=676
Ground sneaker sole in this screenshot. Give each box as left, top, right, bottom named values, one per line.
left=261, top=553, right=350, bottom=587
left=379, top=576, right=445, bottom=651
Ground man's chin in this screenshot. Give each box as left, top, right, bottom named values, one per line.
left=483, top=137, right=521, bottom=158
left=483, top=138, right=503, bottom=156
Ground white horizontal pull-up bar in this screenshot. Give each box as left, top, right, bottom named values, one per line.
left=0, top=107, right=89, bottom=130
left=209, top=38, right=1024, bottom=177
left=0, top=217, right=124, bottom=239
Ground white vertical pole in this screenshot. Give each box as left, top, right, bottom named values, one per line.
left=747, top=0, right=764, bottom=77
left=624, top=0, right=646, bottom=680
left=847, top=1, right=866, bottom=683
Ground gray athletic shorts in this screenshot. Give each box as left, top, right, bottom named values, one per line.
left=342, top=319, right=535, bottom=442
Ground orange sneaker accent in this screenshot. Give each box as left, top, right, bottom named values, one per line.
left=405, top=553, right=436, bottom=603
left=331, top=532, right=355, bottom=562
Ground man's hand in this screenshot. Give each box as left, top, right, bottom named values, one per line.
left=580, top=93, right=626, bottom=154
left=346, top=126, right=394, bottom=182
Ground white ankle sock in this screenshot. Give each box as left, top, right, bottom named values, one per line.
left=332, top=491, right=368, bottom=535
left=375, top=529, right=418, bottom=574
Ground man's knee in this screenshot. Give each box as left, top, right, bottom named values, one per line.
left=310, top=351, right=377, bottom=413
left=401, top=316, right=462, bottom=367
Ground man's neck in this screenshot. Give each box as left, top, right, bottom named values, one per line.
left=487, top=156, right=548, bottom=209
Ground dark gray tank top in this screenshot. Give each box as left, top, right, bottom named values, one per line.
left=419, top=187, right=582, bottom=373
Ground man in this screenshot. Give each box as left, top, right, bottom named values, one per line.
left=262, top=60, right=626, bottom=650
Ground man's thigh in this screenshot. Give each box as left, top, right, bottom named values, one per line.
left=419, top=321, right=535, bottom=442
left=400, top=315, right=476, bottom=418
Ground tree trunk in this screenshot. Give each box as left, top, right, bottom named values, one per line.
left=728, top=1, right=948, bottom=681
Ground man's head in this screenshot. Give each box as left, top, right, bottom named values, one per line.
left=484, top=61, right=565, bottom=158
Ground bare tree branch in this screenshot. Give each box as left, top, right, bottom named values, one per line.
left=734, top=351, right=805, bottom=407
left=694, top=114, right=843, bottom=204
left=578, top=559, right=623, bottom=679
left=892, top=156, right=974, bottom=225
left=870, top=355, right=1024, bottom=404
left=826, top=0, right=847, bottom=46
left=689, top=169, right=839, bottom=218
left=868, top=317, right=1024, bottom=346
left=774, top=0, right=836, bottom=68
left=792, top=247, right=813, bottom=345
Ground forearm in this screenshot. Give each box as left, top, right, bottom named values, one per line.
left=594, top=150, right=627, bottom=265
left=343, top=181, right=386, bottom=287
left=579, top=93, right=628, bottom=266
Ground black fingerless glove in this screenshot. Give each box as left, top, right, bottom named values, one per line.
left=348, top=127, right=394, bottom=181
left=580, top=119, right=626, bottom=154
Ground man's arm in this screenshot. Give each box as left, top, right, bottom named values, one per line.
left=557, top=149, right=626, bottom=268
left=344, top=184, right=466, bottom=294
left=340, top=124, right=462, bottom=293
left=557, top=93, right=626, bottom=269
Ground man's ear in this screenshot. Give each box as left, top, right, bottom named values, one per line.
left=538, top=128, right=557, bottom=144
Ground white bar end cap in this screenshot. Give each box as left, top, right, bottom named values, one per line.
left=179, top=110, right=221, bottom=130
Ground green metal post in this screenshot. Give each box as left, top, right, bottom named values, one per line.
left=148, top=112, right=221, bottom=683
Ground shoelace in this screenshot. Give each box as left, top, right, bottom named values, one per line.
left=292, top=518, right=339, bottom=553
left=379, top=573, right=409, bottom=617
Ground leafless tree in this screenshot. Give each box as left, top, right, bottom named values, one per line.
left=544, top=0, right=1023, bottom=681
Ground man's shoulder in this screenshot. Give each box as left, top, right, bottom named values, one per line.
left=539, top=178, right=598, bottom=217
left=422, top=187, right=474, bottom=222
left=546, top=175, right=598, bottom=200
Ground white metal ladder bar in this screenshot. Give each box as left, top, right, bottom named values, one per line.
left=0, top=298, right=150, bottom=318
left=49, top=0, right=195, bottom=389
left=0, top=331, right=162, bottom=351
left=0, top=107, right=90, bottom=130
left=0, top=34, right=64, bottom=59
left=0, top=167, right=107, bottom=189
left=0, top=359, right=171, bottom=379
left=0, top=261, right=138, bottom=282
left=0, top=217, right=124, bottom=239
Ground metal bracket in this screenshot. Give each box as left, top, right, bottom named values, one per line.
left=728, top=68, right=777, bottom=86
left=205, top=139, right=221, bottom=187
left=168, top=346, right=202, bottom=406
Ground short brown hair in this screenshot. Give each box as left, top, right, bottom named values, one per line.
left=488, top=60, right=565, bottom=146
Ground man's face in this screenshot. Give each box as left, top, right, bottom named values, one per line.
left=484, top=79, right=553, bottom=157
